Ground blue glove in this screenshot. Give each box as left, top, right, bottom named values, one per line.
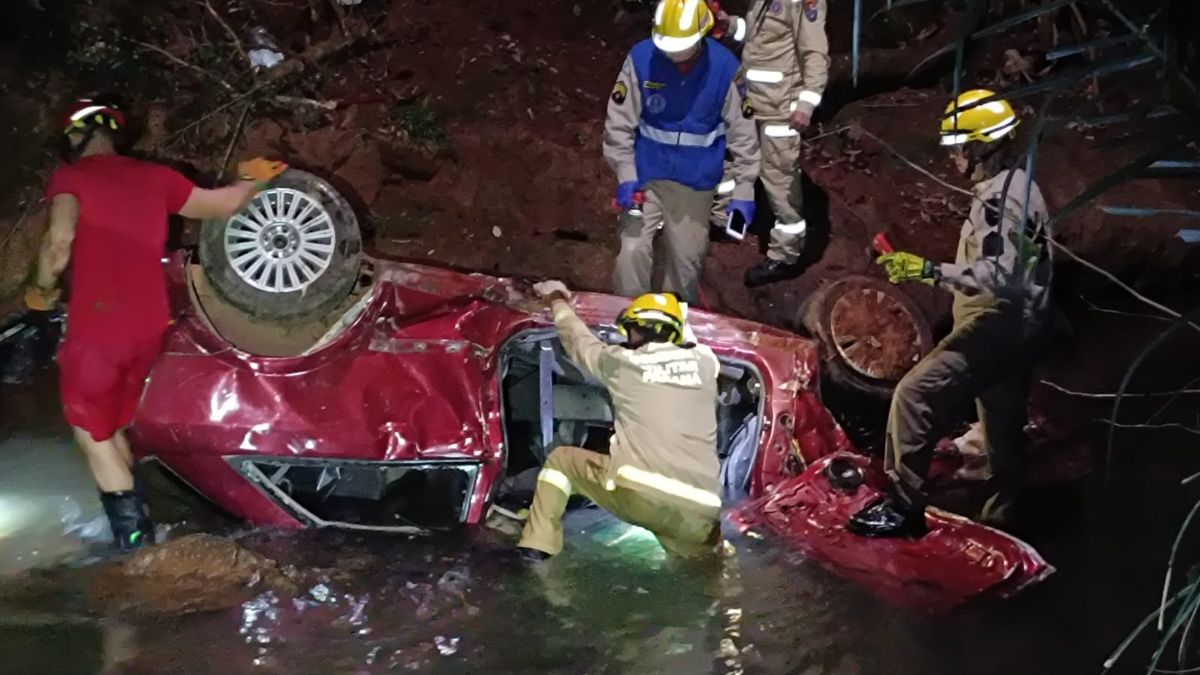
left=726, top=199, right=755, bottom=239
left=616, top=181, right=640, bottom=210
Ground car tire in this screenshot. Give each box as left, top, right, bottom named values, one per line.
left=799, top=275, right=935, bottom=401
left=199, top=169, right=362, bottom=323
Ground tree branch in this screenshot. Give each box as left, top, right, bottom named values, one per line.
left=1041, top=380, right=1200, bottom=399
left=217, top=103, right=253, bottom=182
left=128, top=39, right=235, bottom=92
left=1096, top=0, right=1198, bottom=96
left=1096, top=419, right=1200, bottom=437
left=1078, top=293, right=1172, bottom=322
left=202, top=0, right=249, bottom=65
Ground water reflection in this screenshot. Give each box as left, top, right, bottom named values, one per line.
left=0, top=423, right=1185, bottom=675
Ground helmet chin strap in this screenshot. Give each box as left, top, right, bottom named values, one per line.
left=64, top=125, right=98, bottom=164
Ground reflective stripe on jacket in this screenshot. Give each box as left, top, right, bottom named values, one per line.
left=550, top=301, right=722, bottom=516
left=633, top=38, right=737, bottom=191
left=603, top=38, right=760, bottom=200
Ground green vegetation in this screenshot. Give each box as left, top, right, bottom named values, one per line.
left=391, top=101, right=450, bottom=149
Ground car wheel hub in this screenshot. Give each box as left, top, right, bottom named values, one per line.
left=224, top=188, right=337, bottom=294
left=829, top=287, right=923, bottom=381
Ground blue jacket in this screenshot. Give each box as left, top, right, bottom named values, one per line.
left=629, top=38, right=740, bottom=191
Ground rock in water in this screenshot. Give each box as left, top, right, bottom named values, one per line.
left=91, top=534, right=298, bottom=615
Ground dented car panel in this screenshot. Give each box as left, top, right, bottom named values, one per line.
left=729, top=453, right=1053, bottom=612
left=132, top=255, right=1051, bottom=609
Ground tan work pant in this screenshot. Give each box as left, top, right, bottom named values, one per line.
left=712, top=122, right=806, bottom=264
left=519, top=446, right=721, bottom=559
left=884, top=303, right=1047, bottom=502
left=613, top=180, right=714, bottom=306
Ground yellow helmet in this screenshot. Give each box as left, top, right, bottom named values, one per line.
left=652, top=0, right=714, bottom=54
left=618, top=293, right=686, bottom=345
left=940, top=90, right=1019, bottom=146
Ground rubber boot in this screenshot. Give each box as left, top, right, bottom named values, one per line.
left=744, top=258, right=803, bottom=288
left=100, top=491, right=155, bottom=551
left=847, top=480, right=929, bottom=538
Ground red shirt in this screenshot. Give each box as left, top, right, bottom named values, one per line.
left=45, top=155, right=195, bottom=341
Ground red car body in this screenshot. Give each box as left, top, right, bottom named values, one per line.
left=131, top=255, right=1052, bottom=610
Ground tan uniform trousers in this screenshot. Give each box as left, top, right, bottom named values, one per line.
left=613, top=180, right=714, bottom=307
left=884, top=302, right=1047, bottom=502
left=712, top=124, right=805, bottom=264
left=518, top=446, right=722, bottom=559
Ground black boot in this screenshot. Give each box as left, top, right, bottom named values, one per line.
left=744, top=258, right=803, bottom=287
left=516, top=546, right=552, bottom=563
left=846, top=497, right=928, bottom=538
left=100, top=491, right=155, bottom=551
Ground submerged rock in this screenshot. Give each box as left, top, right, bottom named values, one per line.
left=90, top=534, right=299, bottom=616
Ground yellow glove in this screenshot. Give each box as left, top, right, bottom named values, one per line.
left=237, top=157, right=288, bottom=183
left=876, top=252, right=938, bottom=285
left=24, top=286, right=61, bottom=311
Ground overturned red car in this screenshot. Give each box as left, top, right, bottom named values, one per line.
left=128, top=171, right=1052, bottom=610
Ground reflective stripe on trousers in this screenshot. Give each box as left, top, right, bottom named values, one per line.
left=773, top=220, right=806, bottom=235
left=538, top=467, right=572, bottom=495
left=639, top=121, right=727, bottom=148
left=762, top=124, right=799, bottom=138
left=609, top=464, right=722, bottom=510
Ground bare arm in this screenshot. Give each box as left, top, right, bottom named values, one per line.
left=36, top=194, right=80, bottom=290
left=177, top=181, right=259, bottom=220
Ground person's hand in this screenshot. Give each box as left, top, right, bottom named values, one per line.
left=876, top=252, right=937, bottom=285
left=725, top=199, right=755, bottom=240
left=533, top=280, right=571, bottom=303
left=24, top=285, right=61, bottom=312
left=615, top=181, right=641, bottom=210
left=789, top=109, right=813, bottom=131
left=237, top=157, right=288, bottom=183
left=715, top=9, right=731, bottom=33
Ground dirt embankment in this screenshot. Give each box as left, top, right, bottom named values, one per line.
left=0, top=0, right=1195, bottom=335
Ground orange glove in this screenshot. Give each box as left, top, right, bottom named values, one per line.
left=24, top=286, right=61, bottom=312
left=237, top=157, right=288, bottom=183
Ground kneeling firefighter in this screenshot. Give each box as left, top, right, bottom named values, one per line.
left=848, top=90, right=1054, bottom=537
left=517, top=282, right=723, bottom=560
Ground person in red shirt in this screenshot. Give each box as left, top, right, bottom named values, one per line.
left=25, top=96, right=288, bottom=550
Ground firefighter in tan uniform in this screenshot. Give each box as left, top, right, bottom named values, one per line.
left=518, top=281, right=723, bottom=561
left=715, top=0, right=830, bottom=287
left=848, top=91, right=1054, bottom=537
left=605, top=0, right=761, bottom=307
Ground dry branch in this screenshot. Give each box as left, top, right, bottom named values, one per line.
left=273, top=95, right=339, bottom=110
left=202, top=0, right=248, bottom=65
left=1096, top=420, right=1200, bottom=437
left=129, top=39, right=235, bottom=92
left=1041, top=380, right=1200, bottom=399
left=159, top=23, right=369, bottom=151
left=0, top=199, right=39, bottom=255
left=217, top=103, right=253, bottom=182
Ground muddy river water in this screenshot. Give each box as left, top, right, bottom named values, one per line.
left=1, top=372, right=1197, bottom=675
